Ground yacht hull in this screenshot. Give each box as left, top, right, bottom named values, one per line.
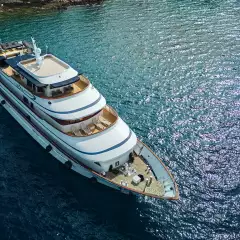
left=0, top=72, right=179, bottom=200
left=0, top=78, right=134, bottom=193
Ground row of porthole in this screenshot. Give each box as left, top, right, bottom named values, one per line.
left=0, top=95, right=75, bottom=173
left=0, top=98, right=102, bottom=187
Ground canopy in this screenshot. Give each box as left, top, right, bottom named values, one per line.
left=51, top=75, right=79, bottom=88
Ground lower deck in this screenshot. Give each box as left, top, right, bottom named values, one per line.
left=68, top=107, right=118, bottom=137
left=105, top=155, right=165, bottom=197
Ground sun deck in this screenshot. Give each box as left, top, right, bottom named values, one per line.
left=105, top=155, right=165, bottom=197
left=20, top=55, right=69, bottom=77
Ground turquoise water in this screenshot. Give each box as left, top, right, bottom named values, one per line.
left=1, top=1, right=240, bottom=239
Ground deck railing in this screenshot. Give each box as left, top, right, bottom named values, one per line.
left=79, top=75, right=90, bottom=85
left=104, top=105, right=118, bottom=118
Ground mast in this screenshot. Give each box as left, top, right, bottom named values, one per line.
left=31, top=37, right=44, bottom=68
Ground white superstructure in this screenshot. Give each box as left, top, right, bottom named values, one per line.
left=0, top=39, right=179, bottom=200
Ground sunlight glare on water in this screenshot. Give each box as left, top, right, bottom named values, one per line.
left=0, top=0, right=240, bottom=239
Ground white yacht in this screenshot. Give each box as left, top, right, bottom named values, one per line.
left=0, top=38, right=179, bottom=200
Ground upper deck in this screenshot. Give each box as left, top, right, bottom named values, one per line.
left=0, top=40, right=89, bottom=100
left=17, top=54, right=78, bottom=85
left=2, top=65, right=90, bottom=99
left=0, top=41, right=106, bottom=120
left=20, top=55, right=69, bottom=77
left=0, top=41, right=30, bottom=59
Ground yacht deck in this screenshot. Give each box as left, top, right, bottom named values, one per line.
left=21, top=55, right=68, bottom=77
left=1, top=66, right=89, bottom=99
left=0, top=48, right=28, bottom=58
left=105, top=156, right=165, bottom=197
left=68, top=107, right=118, bottom=137
left=1, top=66, right=14, bottom=77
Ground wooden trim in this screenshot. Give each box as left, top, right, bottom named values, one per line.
left=40, top=75, right=90, bottom=100
left=139, top=140, right=179, bottom=200
left=68, top=105, right=119, bottom=138
left=92, top=141, right=179, bottom=200
left=0, top=76, right=179, bottom=200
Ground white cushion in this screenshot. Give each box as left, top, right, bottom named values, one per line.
left=132, top=175, right=141, bottom=184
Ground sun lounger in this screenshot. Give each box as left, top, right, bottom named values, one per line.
left=93, top=118, right=105, bottom=130
left=82, top=125, right=92, bottom=135
left=99, top=116, right=111, bottom=127
left=71, top=126, right=83, bottom=137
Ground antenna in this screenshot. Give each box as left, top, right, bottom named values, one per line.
left=31, top=37, right=44, bottom=68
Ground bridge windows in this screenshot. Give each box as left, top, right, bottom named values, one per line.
left=23, top=96, right=29, bottom=105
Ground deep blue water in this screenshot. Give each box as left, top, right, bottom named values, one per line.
left=0, top=0, right=240, bottom=239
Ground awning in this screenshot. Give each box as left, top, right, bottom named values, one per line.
left=5, top=54, right=81, bottom=88
left=51, top=75, right=79, bottom=88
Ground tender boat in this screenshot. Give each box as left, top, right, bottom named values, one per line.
left=0, top=38, right=179, bottom=200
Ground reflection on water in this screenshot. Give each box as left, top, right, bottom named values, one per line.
left=0, top=0, right=240, bottom=239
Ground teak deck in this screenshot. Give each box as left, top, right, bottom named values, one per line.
left=68, top=108, right=118, bottom=137
left=21, top=55, right=68, bottom=77
left=105, top=156, right=165, bottom=196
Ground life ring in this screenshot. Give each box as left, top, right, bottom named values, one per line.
left=64, top=160, right=72, bottom=170
left=1, top=100, right=6, bottom=105
left=45, top=145, right=52, bottom=152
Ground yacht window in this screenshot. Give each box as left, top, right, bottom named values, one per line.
left=23, top=96, right=29, bottom=104
left=109, top=165, right=113, bottom=172
left=115, top=161, right=120, bottom=167
left=37, top=87, right=44, bottom=93
left=94, top=162, right=101, bottom=167
left=26, top=80, right=33, bottom=88
left=30, top=102, right=34, bottom=109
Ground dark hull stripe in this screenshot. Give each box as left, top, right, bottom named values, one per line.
left=0, top=70, right=103, bottom=115
left=0, top=86, right=84, bottom=166
left=0, top=76, right=132, bottom=155
left=39, top=94, right=103, bottom=114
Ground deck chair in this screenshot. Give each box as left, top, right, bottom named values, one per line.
left=82, top=124, right=92, bottom=135
left=71, top=126, right=83, bottom=137
left=99, top=116, right=111, bottom=127
left=92, top=118, right=105, bottom=130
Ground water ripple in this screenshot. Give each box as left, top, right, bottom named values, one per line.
left=0, top=0, right=240, bottom=239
